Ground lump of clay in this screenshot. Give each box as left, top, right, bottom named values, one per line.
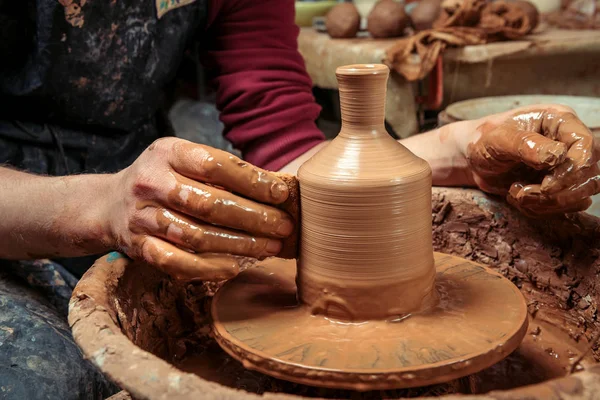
left=512, top=0, right=540, bottom=31
left=367, top=0, right=410, bottom=38
left=325, top=3, right=361, bottom=39
left=410, top=0, right=442, bottom=31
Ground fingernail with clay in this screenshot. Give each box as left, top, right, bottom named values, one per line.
left=508, top=182, right=524, bottom=198
left=540, top=175, right=558, bottom=193
left=539, top=142, right=567, bottom=167
left=266, top=239, right=283, bottom=255
left=270, top=181, right=289, bottom=201
left=276, top=217, right=294, bottom=237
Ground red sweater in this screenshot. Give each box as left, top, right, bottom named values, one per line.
left=202, top=0, right=326, bottom=171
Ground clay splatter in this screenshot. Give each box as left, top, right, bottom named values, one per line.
left=59, top=0, right=86, bottom=28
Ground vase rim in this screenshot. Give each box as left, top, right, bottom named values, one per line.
left=336, top=64, right=389, bottom=76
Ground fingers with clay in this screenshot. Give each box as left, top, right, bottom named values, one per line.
left=507, top=182, right=592, bottom=217
left=468, top=115, right=567, bottom=177
left=111, top=138, right=293, bottom=282
left=169, top=140, right=289, bottom=204
left=538, top=112, right=598, bottom=194
left=467, top=107, right=600, bottom=216
left=140, top=237, right=241, bottom=282
left=134, top=206, right=286, bottom=258
left=509, top=110, right=600, bottom=215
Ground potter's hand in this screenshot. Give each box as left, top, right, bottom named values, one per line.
left=108, top=138, right=293, bottom=281
left=466, top=106, right=600, bottom=217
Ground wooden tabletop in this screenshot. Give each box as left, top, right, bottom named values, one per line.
left=299, top=27, right=600, bottom=78
left=446, top=28, right=600, bottom=63
left=298, top=27, right=600, bottom=135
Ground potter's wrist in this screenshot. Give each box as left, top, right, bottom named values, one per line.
left=78, top=172, right=119, bottom=252
left=453, top=119, right=481, bottom=160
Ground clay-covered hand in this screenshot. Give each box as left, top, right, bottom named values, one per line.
left=466, top=106, right=600, bottom=217
left=106, top=138, right=293, bottom=281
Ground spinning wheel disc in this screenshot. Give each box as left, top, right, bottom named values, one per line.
left=211, top=253, right=528, bottom=391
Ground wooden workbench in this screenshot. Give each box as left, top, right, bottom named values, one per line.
left=298, top=27, right=600, bottom=137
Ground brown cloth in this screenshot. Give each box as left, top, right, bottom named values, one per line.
left=384, top=0, right=539, bottom=81
left=434, top=0, right=487, bottom=28
left=384, top=27, right=486, bottom=81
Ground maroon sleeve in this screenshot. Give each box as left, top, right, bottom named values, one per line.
left=202, top=0, right=325, bottom=171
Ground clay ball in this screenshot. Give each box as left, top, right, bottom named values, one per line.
left=325, top=3, right=361, bottom=39
left=367, top=0, right=410, bottom=38
left=512, top=0, right=540, bottom=31
left=410, top=0, right=442, bottom=31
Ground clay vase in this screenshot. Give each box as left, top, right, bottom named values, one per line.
left=297, top=64, right=436, bottom=321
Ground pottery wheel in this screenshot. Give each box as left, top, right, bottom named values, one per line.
left=211, top=252, right=528, bottom=391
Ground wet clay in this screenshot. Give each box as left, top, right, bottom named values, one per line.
left=120, top=144, right=299, bottom=282
left=162, top=174, right=293, bottom=245
left=326, top=3, right=361, bottom=39
left=186, top=294, right=590, bottom=397
left=272, top=172, right=301, bottom=259
left=466, top=108, right=600, bottom=217
left=165, top=141, right=291, bottom=206
left=155, top=171, right=299, bottom=261
left=175, top=321, right=590, bottom=397
left=367, top=0, right=410, bottom=38
left=69, top=189, right=600, bottom=399
left=106, top=139, right=299, bottom=284
left=209, top=64, right=528, bottom=391
left=297, top=64, right=436, bottom=320
left=211, top=254, right=528, bottom=391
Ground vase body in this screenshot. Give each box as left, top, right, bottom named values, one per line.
left=297, top=64, right=435, bottom=321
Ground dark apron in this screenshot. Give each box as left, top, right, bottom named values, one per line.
left=0, top=1, right=208, bottom=398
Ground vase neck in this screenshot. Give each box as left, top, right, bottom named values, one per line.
left=336, top=64, right=389, bottom=134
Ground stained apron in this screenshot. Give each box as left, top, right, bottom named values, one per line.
left=0, top=0, right=208, bottom=398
